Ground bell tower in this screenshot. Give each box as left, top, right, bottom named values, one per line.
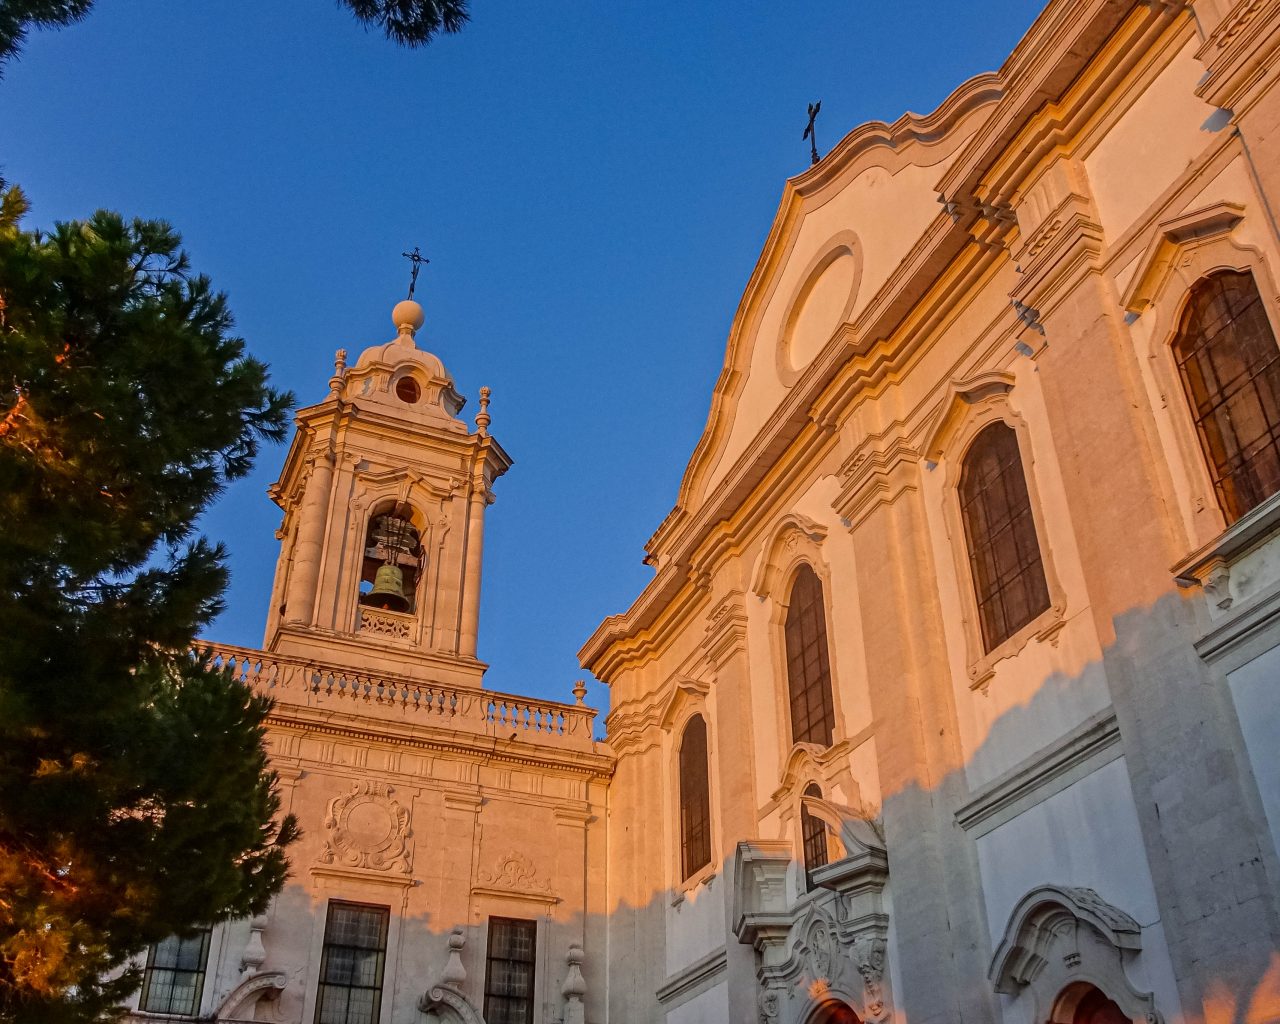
left=263, top=297, right=510, bottom=687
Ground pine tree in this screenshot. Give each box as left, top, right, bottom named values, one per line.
left=0, top=184, right=299, bottom=1024
left=0, top=0, right=469, bottom=68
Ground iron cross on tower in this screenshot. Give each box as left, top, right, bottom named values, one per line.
left=402, top=246, right=429, bottom=300
left=803, top=100, right=822, bottom=166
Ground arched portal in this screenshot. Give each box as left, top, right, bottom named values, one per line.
left=1054, top=982, right=1133, bottom=1024
left=811, top=1000, right=861, bottom=1024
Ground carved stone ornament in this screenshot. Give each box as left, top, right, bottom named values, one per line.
left=478, top=851, right=553, bottom=896
left=759, top=987, right=782, bottom=1024
left=319, top=781, right=412, bottom=874
left=807, top=918, right=834, bottom=980
left=854, top=935, right=887, bottom=1019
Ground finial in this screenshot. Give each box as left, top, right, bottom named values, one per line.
left=475, top=386, right=492, bottom=436
left=392, top=299, right=426, bottom=338
left=401, top=245, right=429, bottom=300
left=803, top=100, right=822, bottom=166
left=572, top=678, right=588, bottom=705
left=328, top=348, right=348, bottom=395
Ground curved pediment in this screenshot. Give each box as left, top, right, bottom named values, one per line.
left=661, top=73, right=1003, bottom=550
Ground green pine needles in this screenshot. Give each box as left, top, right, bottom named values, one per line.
left=0, top=185, right=299, bottom=1023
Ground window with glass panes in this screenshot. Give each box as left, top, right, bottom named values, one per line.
left=679, top=714, right=712, bottom=880
left=314, top=901, right=389, bottom=1024
left=483, top=917, right=537, bottom=1024
left=1173, top=270, right=1280, bottom=523
left=959, top=422, right=1051, bottom=651
left=784, top=565, right=836, bottom=747
left=801, top=783, right=829, bottom=890
left=139, top=927, right=211, bottom=1016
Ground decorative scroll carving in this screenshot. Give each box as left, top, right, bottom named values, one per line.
left=807, top=918, right=833, bottom=980
left=759, top=988, right=782, bottom=1023
left=359, top=606, right=413, bottom=640
left=477, top=851, right=553, bottom=897
left=319, top=781, right=412, bottom=874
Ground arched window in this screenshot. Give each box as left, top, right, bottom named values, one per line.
left=959, top=423, right=1050, bottom=651
left=1173, top=270, right=1280, bottom=523
left=801, top=783, right=829, bottom=890
left=358, top=506, right=423, bottom=614
left=679, top=715, right=711, bottom=880
left=784, top=566, right=836, bottom=747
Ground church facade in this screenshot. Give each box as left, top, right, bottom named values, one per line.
left=122, top=1, right=1280, bottom=1023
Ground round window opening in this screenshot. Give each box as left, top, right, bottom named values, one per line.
left=395, top=376, right=421, bottom=404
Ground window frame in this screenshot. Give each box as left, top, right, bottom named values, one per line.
left=1170, top=269, right=1280, bottom=526
left=678, top=713, right=712, bottom=882
left=313, top=900, right=391, bottom=1024
left=139, top=926, right=213, bottom=1017
left=937, top=400, right=1067, bottom=691
left=958, top=421, right=1053, bottom=653
left=799, top=783, right=830, bottom=892
left=782, top=564, right=838, bottom=749
left=483, top=916, right=538, bottom=1024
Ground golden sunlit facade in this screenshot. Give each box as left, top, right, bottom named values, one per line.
left=122, top=2, right=1280, bottom=1023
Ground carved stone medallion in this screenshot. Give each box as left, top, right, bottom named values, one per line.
left=320, top=781, right=412, bottom=874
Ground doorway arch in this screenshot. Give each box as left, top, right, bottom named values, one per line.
left=1054, top=982, right=1135, bottom=1024
left=809, top=999, right=861, bottom=1024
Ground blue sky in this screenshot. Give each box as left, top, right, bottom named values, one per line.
left=5, top=0, right=1046, bottom=710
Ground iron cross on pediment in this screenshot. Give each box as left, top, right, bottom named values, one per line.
left=803, top=101, right=822, bottom=166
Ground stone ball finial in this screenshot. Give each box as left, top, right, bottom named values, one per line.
left=392, top=299, right=426, bottom=335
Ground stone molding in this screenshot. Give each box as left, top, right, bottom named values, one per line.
left=212, top=970, right=287, bottom=1021
left=654, top=945, right=728, bottom=1006
left=989, top=885, right=1163, bottom=1023
left=955, top=708, right=1123, bottom=837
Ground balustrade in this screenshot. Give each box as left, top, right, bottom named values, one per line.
left=196, top=643, right=596, bottom=749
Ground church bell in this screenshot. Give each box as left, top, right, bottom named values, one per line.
left=366, top=563, right=411, bottom=612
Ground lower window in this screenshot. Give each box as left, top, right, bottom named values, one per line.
left=484, top=917, right=537, bottom=1024
left=139, top=927, right=212, bottom=1016
left=315, top=901, right=390, bottom=1024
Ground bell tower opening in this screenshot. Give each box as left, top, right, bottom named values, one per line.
left=358, top=506, right=423, bottom=614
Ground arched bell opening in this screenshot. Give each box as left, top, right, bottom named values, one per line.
left=358, top=502, right=425, bottom=614
left=1054, top=982, right=1134, bottom=1024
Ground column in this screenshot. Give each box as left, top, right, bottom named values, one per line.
left=458, top=482, right=488, bottom=658
left=284, top=447, right=334, bottom=626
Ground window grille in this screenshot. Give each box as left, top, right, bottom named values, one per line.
left=139, top=927, right=211, bottom=1016
left=959, top=423, right=1051, bottom=651
left=1173, top=270, right=1280, bottom=522
left=484, top=917, right=537, bottom=1024
left=784, top=566, right=836, bottom=747
left=679, top=714, right=712, bottom=879
left=801, top=783, right=829, bottom=890
left=314, top=901, right=389, bottom=1024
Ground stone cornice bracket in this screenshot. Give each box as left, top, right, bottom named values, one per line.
left=832, top=435, right=922, bottom=528
left=988, top=885, right=1162, bottom=1023
left=1121, top=201, right=1247, bottom=315
left=701, top=591, right=749, bottom=667
left=731, top=840, right=795, bottom=950
left=1194, top=0, right=1280, bottom=112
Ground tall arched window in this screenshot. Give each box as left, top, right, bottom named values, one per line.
left=784, top=566, right=836, bottom=747
left=801, top=783, right=829, bottom=890
left=1173, top=270, right=1280, bottom=523
left=959, top=423, right=1050, bottom=651
left=679, top=715, right=711, bottom=880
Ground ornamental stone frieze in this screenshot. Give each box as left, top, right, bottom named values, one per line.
left=319, top=780, right=413, bottom=874
left=473, top=850, right=558, bottom=903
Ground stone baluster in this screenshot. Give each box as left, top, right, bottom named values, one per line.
left=562, top=944, right=586, bottom=1024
